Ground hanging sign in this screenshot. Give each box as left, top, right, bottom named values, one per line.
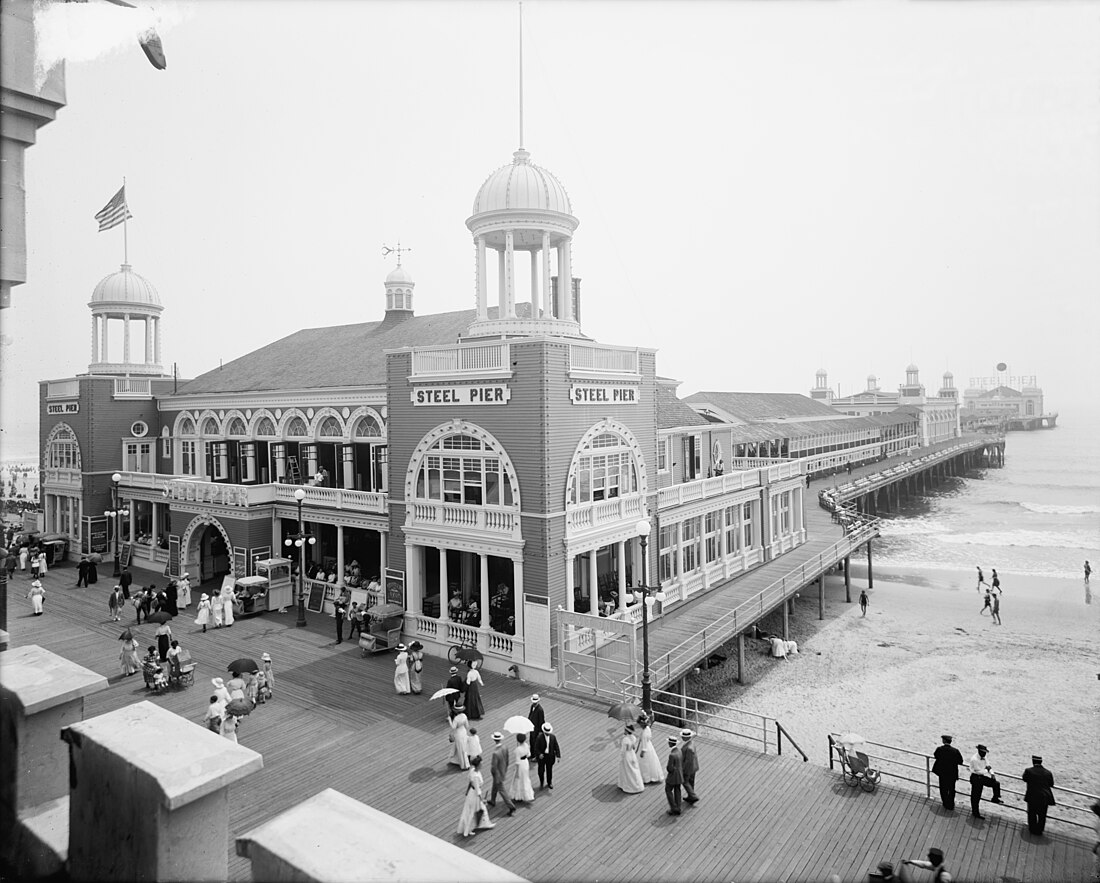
left=570, top=384, right=639, bottom=405
left=119, top=542, right=133, bottom=569
left=411, top=384, right=511, bottom=406
left=385, top=567, right=405, bottom=607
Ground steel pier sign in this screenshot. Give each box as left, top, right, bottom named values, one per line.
left=411, top=384, right=511, bottom=406
left=570, top=384, right=638, bottom=405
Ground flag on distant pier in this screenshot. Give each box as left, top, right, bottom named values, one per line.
left=94, top=186, right=133, bottom=232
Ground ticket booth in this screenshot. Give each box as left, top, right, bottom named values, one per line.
left=255, top=557, right=293, bottom=612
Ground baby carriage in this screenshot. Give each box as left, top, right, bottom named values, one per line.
left=836, top=734, right=881, bottom=793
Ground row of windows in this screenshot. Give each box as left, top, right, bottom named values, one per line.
left=414, top=435, right=515, bottom=507
left=659, top=501, right=756, bottom=582
left=176, top=412, right=383, bottom=441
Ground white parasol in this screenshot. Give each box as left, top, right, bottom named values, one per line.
left=429, top=687, right=459, bottom=701
left=502, top=715, right=535, bottom=735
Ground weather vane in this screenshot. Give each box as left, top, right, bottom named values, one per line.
left=382, top=242, right=412, bottom=267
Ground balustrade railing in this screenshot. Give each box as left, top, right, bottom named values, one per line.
left=569, top=343, right=639, bottom=374
left=657, top=469, right=760, bottom=510
left=113, top=377, right=152, bottom=398
left=409, top=502, right=517, bottom=533
left=411, top=342, right=509, bottom=376
left=566, top=494, right=645, bottom=532
left=274, top=485, right=387, bottom=514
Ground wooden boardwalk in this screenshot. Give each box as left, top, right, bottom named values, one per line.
left=5, top=567, right=1094, bottom=882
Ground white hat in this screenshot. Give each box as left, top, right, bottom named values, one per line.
left=261, top=653, right=271, bottom=662
left=492, top=732, right=503, bottom=742
left=396, top=643, right=407, bottom=651
left=542, top=723, right=553, bottom=733
left=200, top=593, right=209, bottom=601
left=212, top=677, right=225, bottom=689
left=530, top=694, right=540, bottom=703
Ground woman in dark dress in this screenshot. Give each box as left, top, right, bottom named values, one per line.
left=165, top=581, right=179, bottom=616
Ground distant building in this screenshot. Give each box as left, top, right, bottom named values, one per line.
left=824, top=366, right=960, bottom=446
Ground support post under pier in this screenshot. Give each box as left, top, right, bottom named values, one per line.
left=844, top=555, right=851, bottom=602
left=736, top=633, right=745, bottom=685
left=867, top=538, right=874, bottom=589
left=782, top=598, right=790, bottom=640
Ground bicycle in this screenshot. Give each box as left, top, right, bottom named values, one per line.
left=447, top=635, right=479, bottom=664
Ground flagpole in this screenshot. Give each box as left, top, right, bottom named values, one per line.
left=123, top=177, right=129, bottom=264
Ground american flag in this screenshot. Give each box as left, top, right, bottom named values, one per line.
left=94, top=186, right=133, bottom=233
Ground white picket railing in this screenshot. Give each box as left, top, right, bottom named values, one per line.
left=569, top=343, right=640, bottom=375
left=411, top=343, right=509, bottom=376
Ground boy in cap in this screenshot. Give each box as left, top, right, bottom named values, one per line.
left=902, top=847, right=951, bottom=882
left=486, top=732, right=516, bottom=815
left=533, top=722, right=561, bottom=789
left=665, top=736, right=683, bottom=816
left=931, top=735, right=964, bottom=810
left=968, top=744, right=1002, bottom=818
left=680, top=729, right=699, bottom=804
left=527, top=694, right=545, bottom=733
left=1021, top=755, right=1055, bottom=835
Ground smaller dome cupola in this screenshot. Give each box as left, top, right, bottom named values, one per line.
left=866, top=374, right=879, bottom=392
left=810, top=368, right=833, bottom=403
left=382, top=243, right=415, bottom=319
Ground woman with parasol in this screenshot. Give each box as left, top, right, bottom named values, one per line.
left=617, top=724, right=645, bottom=794
left=118, top=629, right=140, bottom=676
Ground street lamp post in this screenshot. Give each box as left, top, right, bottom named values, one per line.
left=633, top=518, right=665, bottom=718
left=105, top=472, right=130, bottom=577
left=284, top=487, right=314, bottom=628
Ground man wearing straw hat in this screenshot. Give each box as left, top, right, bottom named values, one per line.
left=665, top=736, right=683, bottom=816
left=485, top=732, right=515, bottom=815
left=681, top=729, right=700, bottom=805
left=902, top=847, right=951, bottom=882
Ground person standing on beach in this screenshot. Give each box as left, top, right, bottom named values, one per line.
left=976, top=566, right=987, bottom=590
left=991, top=590, right=1002, bottom=625
left=980, top=588, right=992, bottom=615
left=931, top=735, right=964, bottom=810
left=859, top=590, right=869, bottom=616
left=1021, top=755, right=1055, bottom=836
left=1085, top=560, right=1091, bottom=585
left=968, top=744, right=1002, bottom=818
left=991, top=569, right=1000, bottom=592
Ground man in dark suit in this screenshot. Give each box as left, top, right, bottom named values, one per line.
left=1021, top=755, right=1055, bottom=835
left=485, top=732, right=515, bottom=815
left=333, top=593, right=348, bottom=644
left=445, top=666, right=466, bottom=717
left=665, top=736, right=683, bottom=816
left=931, top=735, right=964, bottom=810
left=119, top=567, right=133, bottom=599
left=681, top=729, right=700, bottom=804
left=527, top=694, right=546, bottom=733
left=533, top=722, right=561, bottom=789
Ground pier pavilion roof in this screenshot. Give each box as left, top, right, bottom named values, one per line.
left=683, top=391, right=840, bottom=424
left=724, top=415, right=879, bottom=444
left=656, top=382, right=709, bottom=429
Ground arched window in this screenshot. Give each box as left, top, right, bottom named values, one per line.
left=318, top=415, right=343, bottom=438
left=285, top=416, right=309, bottom=438
left=255, top=416, right=276, bottom=437
left=414, top=432, right=516, bottom=507
left=569, top=431, right=640, bottom=505
left=354, top=414, right=383, bottom=438
left=227, top=417, right=247, bottom=437
left=45, top=425, right=81, bottom=470
left=178, top=416, right=196, bottom=436
left=202, top=417, right=220, bottom=436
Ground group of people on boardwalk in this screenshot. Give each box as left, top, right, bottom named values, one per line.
left=976, top=566, right=1003, bottom=624
left=193, top=581, right=236, bottom=632
left=616, top=715, right=700, bottom=816
left=931, top=735, right=1057, bottom=835
left=202, top=654, right=275, bottom=745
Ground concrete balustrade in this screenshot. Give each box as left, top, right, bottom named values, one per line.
left=0, top=645, right=108, bottom=877
left=62, top=700, right=263, bottom=882
left=236, top=787, right=527, bottom=883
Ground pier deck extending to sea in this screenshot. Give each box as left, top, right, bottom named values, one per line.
left=6, top=568, right=1093, bottom=883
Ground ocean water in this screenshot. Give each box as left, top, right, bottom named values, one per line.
left=873, top=412, right=1100, bottom=584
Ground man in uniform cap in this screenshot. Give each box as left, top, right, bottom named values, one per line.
left=527, top=694, right=546, bottom=733
left=931, top=735, right=964, bottom=810
left=486, top=732, right=515, bottom=815
left=1021, top=754, right=1055, bottom=835
left=665, top=736, right=683, bottom=816
left=680, top=729, right=700, bottom=804
left=902, top=847, right=951, bottom=882
left=967, top=743, right=1002, bottom=818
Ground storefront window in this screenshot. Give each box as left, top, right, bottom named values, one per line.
left=705, top=511, right=722, bottom=564
left=180, top=440, right=198, bottom=476
left=682, top=517, right=699, bottom=573
left=241, top=442, right=257, bottom=482
left=658, top=523, right=679, bottom=582
left=724, top=504, right=740, bottom=554
left=743, top=501, right=754, bottom=548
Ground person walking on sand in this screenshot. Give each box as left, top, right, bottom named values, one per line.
left=991, top=590, right=1002, bottom=625
left=976, top=566, right=987, bottom=590
left=485, top=732, right=516, bottom=815
left=991, top=568, right=1000, bottom=592
left=859, top=589, right=869, bottom=616
left=968, top=743, right=1002, bottom=818
left=681, top=729, right=700, bottom=804
left=931, top=735, right=964, bottom=810
left=617, top=724, right=645, bottom=794
left=1022, top=755, right=1055, bottom=836
left=533, top=722, right=561, bottom=790
left=636, top=714, right=665, bottom=784
left=980, top=588, right=992, bottom=615
left=665, top=736, right=684, bottom=816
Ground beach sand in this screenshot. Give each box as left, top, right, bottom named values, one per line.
left=692, top=564, right=1099, bottom=797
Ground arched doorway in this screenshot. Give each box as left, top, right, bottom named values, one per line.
left=180, top=515, right=233, bottom=586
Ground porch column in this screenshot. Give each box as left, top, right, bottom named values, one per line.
left=561, top=240, right=573, bottom=320
left=154, top=317, right=162, bottom=366
left=102, top=316, right=110, bottom=363
left=128, top=502, right=136, bottom=544
left=616, top=541, right=627, bottom=611
left=588, top=551, right=598, bottom=615
left=512, top=562, right=524, bottom=639
left=91, top=314, right=100, bottom=363
left=497, top=249, right=506, bottom=316
left=336, top=525, right=345, bottom=587
left=378, top=530, right=387, bottom=577
left=475, top=236, right=487, bottom=320
left=479, top=554, right=490, bottom=631
left=77, top=497, right=83, bottom=545
left=151, top=502, right=159, bottom=547
left=144, top=317, right=153, bottom=363
left=123, top=314, right=131, bottom=363
left=439, top=548, right=449, bottom=618
left=564, top=553, right=574, bottom=612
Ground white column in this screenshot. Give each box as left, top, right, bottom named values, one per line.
left=555, top=244, right=565, bottom=318
left=677, top=523, right=685, bottom=585
left=497, top=249, right=506, bottom=316
left=102, top=316, right=110, bottom=364
left=144, top=317, right=152, bottom=363
left=154, top=317, right=162, bottom=366
left=439, top=548, right=449, bottom=618
left=588, top=550, right=598, bottom=615
left=479, top=554, right=490, bottom=631
left=616, top=541, right=627, bottom=611
left=128, top=500, right=136, bottom=544
left=513, top=561, right=524, bottom=640
left=123, top=314, right=131, bottom=364
left=151, top=502, right=159, bottom=547
left=336, top=525, right=345, bottom=587
left=475, top=236, right=487, bottom=320
left=504, top=230, right=516, bottom=318
left=564, top=553, right=574, bottom=612
left=91, top=316, right=99, bottom=364
left=77, top=496, right=84, bottom=546
left=529, top=248, right=539, bottom=318
left=561, top=240, right=573, bottom=321
left=378, top=530, right=387, bottom=578
left=541, top=232, right=552, bottom=317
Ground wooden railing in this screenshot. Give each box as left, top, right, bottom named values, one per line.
left=408, top=502, right=517, bottom=534
left=566, top=494, right=646, bottom=532
left=410, top=342, right=509, bottom=376
left=569, top=343, right=640, bottom=374
left=113, top=377, right=152, bottom=398
left=657, top=468, right=761, bottom=509
left=274, top=484, right=387, bottom=514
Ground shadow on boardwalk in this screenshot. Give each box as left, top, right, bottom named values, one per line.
left=5, top=569, right=1093, bottom=883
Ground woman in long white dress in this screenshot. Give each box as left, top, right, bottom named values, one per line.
left=220, top=585, right=236, bottom=627
left=506, top=733, right=536, bottom=803
left=617, top=725, right=645, bottom=793
left=636, top=715, right=665, bottom=784
left=394, top=644, right=411, bottom=695
left=177, top=573, right=192, bottom=609
left=448, top=708, right=471, bottom=769
left=194, top=594, right=212, bottom=632
left=26, top=580, right=45, bottom=615
left=456, top=756, right=494, bottom=837
left=211, top=590, right=224, bottom=628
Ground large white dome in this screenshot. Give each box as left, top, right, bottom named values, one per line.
left=471, top=149, right=573, bottom=216
left=90, top=264, right=161, bottom=307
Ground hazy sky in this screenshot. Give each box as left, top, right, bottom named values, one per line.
left=3, top=0, right=1098, bottom=459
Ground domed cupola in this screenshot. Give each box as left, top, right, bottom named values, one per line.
left=384, top=262, right=415, bottom=318
left=465, top=148, right=583, bottom=340
left=87, top=264, right=165, bottom=375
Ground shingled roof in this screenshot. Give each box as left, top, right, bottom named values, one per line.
left=175, top=309, right=477, bottom=394
left=683, top=391, right=840, bottom=423
left=656, top=382, right=709, bottom=429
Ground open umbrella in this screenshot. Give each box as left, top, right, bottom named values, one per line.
left=837, top=733, right=866, bottom=750
left=429, top=687, right=460, bottom=701
left=454, top=646, right=484, bottom=663
left=227, top=658, right=260, bottom=675
left=88, top=553, right=104, bottom=564
left=502, top=715, right=535, bottom=735
left=607, top=701, right=643, bottom=723
left=118, top=629, right=133, bottom=641
left=224, top=698, right=253, bottom=717
left=145, top=610, right=173, bottom=625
